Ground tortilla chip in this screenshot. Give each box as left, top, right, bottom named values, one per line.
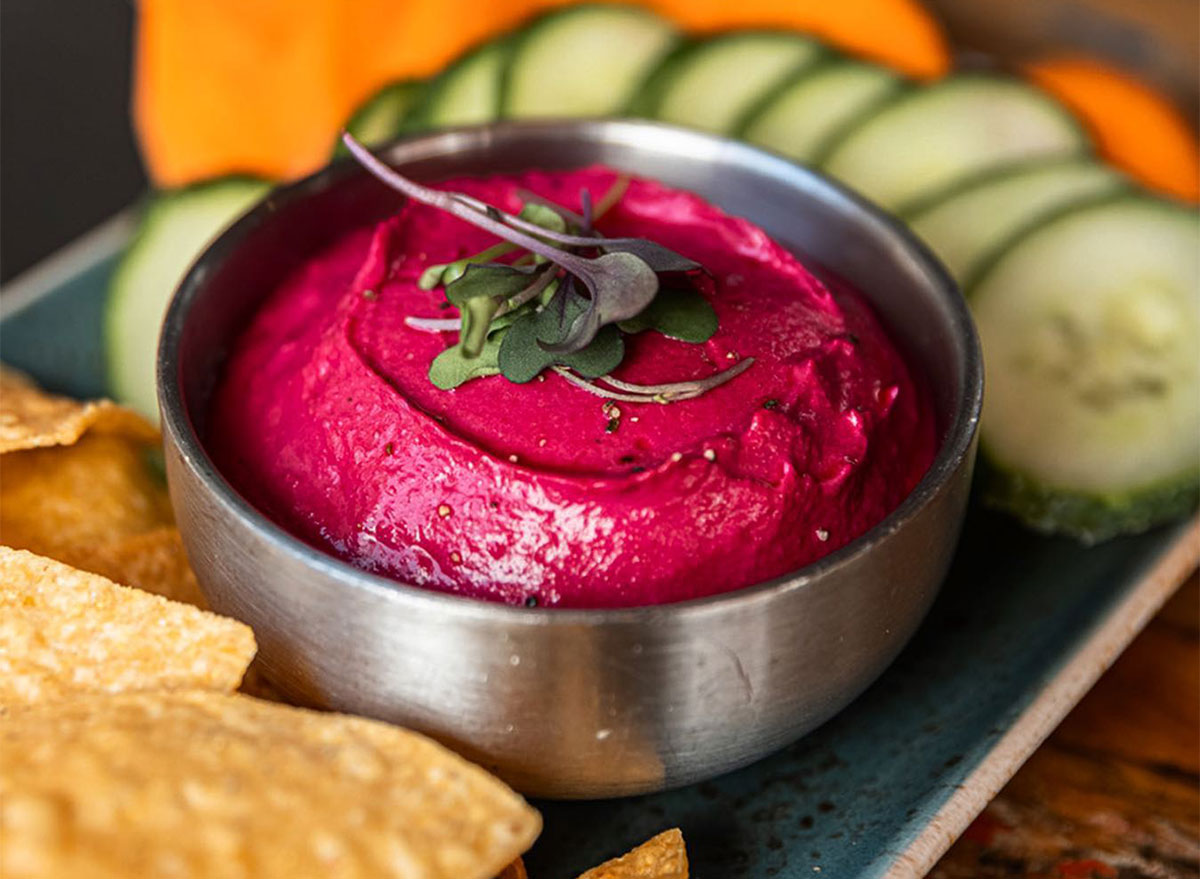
left=0, top=367, right=158, bottom=453
left=67, top=526, right=207, bottom=609
left=0, top=433, right=174, bottom=560
left=0, top=691, right=542, bottom=879
left=0, top=548, right=255, bottom=707
left=577, top=829, right=689, bottom=879
left=497, top=858, right=529, bottom=879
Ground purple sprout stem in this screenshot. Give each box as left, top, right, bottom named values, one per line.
left=342, top=132, right=603, bottom=291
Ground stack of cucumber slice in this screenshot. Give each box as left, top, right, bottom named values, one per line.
left=970, top=196, right=1198, bottom=541
left=108, top=3, right=1198, bottom=542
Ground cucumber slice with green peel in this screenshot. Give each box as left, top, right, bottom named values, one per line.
left=341, top=80, right=425, bottom=148
left=644, top=32, right=825, bottom=134
left=408, top=40, right=510, bottom=129
left=822, top=74, right=1090, bottom=213
left=970, top=195, right=1200, bottom=541
left=106, top=179, right=270, bottom=419
left=502, top=6, right=678, bottom=118
left=907, top=158, right=1126, bottom=285
left=740, top=59, right=906, bottom=164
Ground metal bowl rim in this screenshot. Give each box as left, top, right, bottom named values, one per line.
left=159, top=118, right=983, bottom=626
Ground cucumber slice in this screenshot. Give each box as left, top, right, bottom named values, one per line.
left=907, top=158, right=1126, bottom=285
left=106, top=179, right=269, bottom=419
left=409, top=40, right=510, bottom=128
left=502, top=6, right=678, bottom=118
left=740, top=59, right=906, bottom=164
left=645, top=32, right=825, bottom=134
left=342, top=80, right=425, bottom=148
left=970, top=195, right=1199, bottom=541
left=822, top=74, right=1090, bottom=213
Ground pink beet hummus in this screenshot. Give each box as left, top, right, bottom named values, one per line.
left=208, top=167, right=935, bottom=608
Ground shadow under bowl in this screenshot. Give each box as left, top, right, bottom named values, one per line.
left=158, top=120, right=982, bottom=799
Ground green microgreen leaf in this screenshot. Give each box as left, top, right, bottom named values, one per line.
left=489, top=302, right=536, bottom=334
left=517, top=190, right=587, bottom=230
left=617, top=285, right=718, bottom=343
left=460, top=296, right=502, bottom=357
left=518, top=201, right=568, bottom=234
left=499, top=311, right=624, bottom=384
left=444, top=263, right=539, bottom=306
left=429, top=329, right=507, bottom=389
left=418, top=242, right=517, bottom=290
left=449, top=265, right=555, bottom=357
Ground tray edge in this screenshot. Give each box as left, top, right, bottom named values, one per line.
left=0, top=210, right=134, bottom=320
left=884, top=517, right=1200, bottom=878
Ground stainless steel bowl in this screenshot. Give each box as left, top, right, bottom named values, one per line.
left=159, top=120, right=982, bottom=799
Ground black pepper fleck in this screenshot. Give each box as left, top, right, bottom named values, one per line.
left=619, top=455, right=636, bottom=464
left=763, top=398, right=781, bottom=409
left=605, top=418, right=620, bottom=433
left=524, top=595, right=539, bottom=607
left=384, top=442, right=394, bottom=456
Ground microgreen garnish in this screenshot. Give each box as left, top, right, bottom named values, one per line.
left=429, top=335, right=504, bottom=389
left=617, top=285, right=718, bottom=342
left=499, top=298, right=625, bottom=383
left=341, top=131, right=751, bottom=404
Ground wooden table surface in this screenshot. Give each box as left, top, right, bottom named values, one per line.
left=931, top=570, right=1200, bottom=878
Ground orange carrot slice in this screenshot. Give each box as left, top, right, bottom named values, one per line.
left=134, top=0, right=345, bottom=186
left=1027, top=56, right=1199, bottom=202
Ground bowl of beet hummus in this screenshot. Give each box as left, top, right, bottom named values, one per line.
left=159, top=120, right=982, bottom=797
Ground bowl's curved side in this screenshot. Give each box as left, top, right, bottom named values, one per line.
left=164, top=428, right=973, bottom=797
left=159, top=120, right=982, bottom=798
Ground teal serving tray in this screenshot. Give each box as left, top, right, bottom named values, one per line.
left=2, top=217, right=1196, bottom=878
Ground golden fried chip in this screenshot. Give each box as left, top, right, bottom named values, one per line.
left=0, top=691, right=542, bottom=879
left=0, top=548, right=255, bottom=707
left=0, top=433, right=173, bottom=559
left=497, top=857, right=529, bottom=879
left=67, top=526, right=207, bottom=608
left=577, top=829, right=689, bottom=879
left=0, top=367, right=158, bottom=453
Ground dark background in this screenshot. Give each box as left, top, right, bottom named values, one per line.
left=1, top=0, right=145, bottom=282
